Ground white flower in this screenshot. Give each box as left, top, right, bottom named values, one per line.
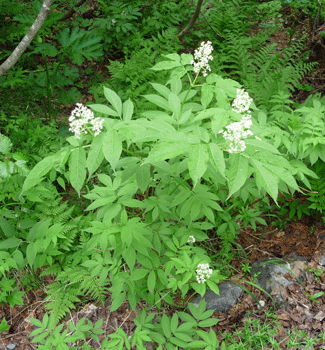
left=232, top=89, right=253, bottom=114
left=187, top=235, right=195, bottom=243
left=196, top=263, right=213, bottom=284
left=220, top=89, right=254, bottom=153
left=69, top=103, right=104, bottom=139
left=112, top=19, right=116, bottom=25
left=191, top=41, right=214, bottom=77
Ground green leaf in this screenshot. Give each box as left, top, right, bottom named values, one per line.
left=0, top=318, right=10, bottom=332
left=87, top=132, right=105, bottom=178
left=161, top=314, right=171, bottom=338
left=122, top=99, right=134, bottom=121
left=198, top=318, right=219, bottom=327
left=136, top=163, right=151, bottom=193
left=150, top=83, right=171, bottom=99
left=110, top=292, right=126, bottom=312
left=26, top=243, right=36, bottom=268
left=245, top=138, right=280, bottom=154
left=104, top=86, right=122, bottom=117
left=208, top=143, right=225, bottom=177
left=102, top=129, right=122, bottom=171
left=250, top=158, right=278, bottom=203
left=90, top=104, right=119, bottom=117
left=130, top=269, right=149, bottom=281
left=147, top=270, right=156, bottom=295
left=0, top=134, right=12, bottom=155
left=143, top=94, right=171, bottom=111
left=201, top=83, right=214, bottom=109
left=69, top=147, right=86, bottom=196
left=0, top=237, right=21, bottom=250
left=7, top=289, right=24, bottom=307
left=168, top=92, right=181, bottom=119
left=144, top=141, right=192, bottom=164
left=150, top=60, right=182, bottom=71
left=227, top=154, right=249, bottom=199
left=188, top=144, right=209, bottom=186
left=21, top=155, right=56, bottom=194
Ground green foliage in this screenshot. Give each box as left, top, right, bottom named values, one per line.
left=215, top=35, right=316, bottom=110
left=307, top=160, right=325, bottom=220
left=90, top=28, right=181, bottom=113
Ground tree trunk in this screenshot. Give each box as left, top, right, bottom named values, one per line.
left=0, top=0, right=53, bottom=76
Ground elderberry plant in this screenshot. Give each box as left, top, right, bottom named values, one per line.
left=14, top=41, right=316, bottom=348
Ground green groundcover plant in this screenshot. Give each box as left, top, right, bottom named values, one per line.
left=0, top=40, right=319, bottom=349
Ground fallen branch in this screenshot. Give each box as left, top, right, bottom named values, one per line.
left=59, top=0, right=88, bottom=22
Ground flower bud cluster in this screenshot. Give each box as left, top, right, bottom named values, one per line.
left=191, top=41, right=214, bottom=77
left=196, top=263, right=213, bottom=284
left=187, top=235, right=195, bottom=243
left=69, top=103, right=104, bottom=139
left=220, top=89, right=254, bottom=153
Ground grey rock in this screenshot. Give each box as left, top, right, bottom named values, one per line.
left=189, top=256, right=309, bottom=313
left=319, top=255, right=325, bottom=266
left=190, top=281, right=243, bottom=312
left=7, top=344, right=16, bottom=350
left=251, top=257, right=307, bottom=307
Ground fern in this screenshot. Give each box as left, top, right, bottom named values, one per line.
left=307, top=160, right=325, bottom=217
left=90, top=28, right=180, bottom=113
left=215, top=33, right=317, bottom=111
left=44, top=266, right=109, bottom=323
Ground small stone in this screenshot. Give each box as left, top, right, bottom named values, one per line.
left=7, top=344, right=16, bottom=350
left=314, top=311, right=325, bottom=321
left=257, top=300, right=265, bottom=309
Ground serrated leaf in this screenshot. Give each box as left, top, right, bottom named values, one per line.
left=150, top=83, right=171, bottom=99
left=208, top=143, right=225, bottom=177
left=147, top=270, right=156, bottom=294
left=136, top=163, right=151, bottom=193
left=0, top=237, right=21, bottom=250
left=150, top=60, right=182, bottom=71
left=87, top=132, right=104, bottom=178
left=69, top=147, right=86, bottom=196
left=250, top=158, right=278, bottom=203
left=201, top=83, right=214, bottom=108
left=122, top=99, right=134, bottom=121
left=104, top=87, right=122, bottom=117
left=143, top=94, right=171, bottom=111
left=21, top=155, right=55, bottom=194
left=227, top=154, right=249, bottom=199
left=168, top=92, right=181, bottom=119
left=144, top=141, right=192, bottom=164
left=102, top=129, right=122, bottom=171
left=161, top=314, right=171, bottom=338
left=90, top=104, right=119, bottom=116
left=188, top=143, right=208, bottom=186
left=0, top=318, right=10, bottom=332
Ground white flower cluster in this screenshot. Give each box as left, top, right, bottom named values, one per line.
left=187, top=235, right=195, bottom=243
left=69, top=103, right=104, bottom=139
left=220, top=89, right=254, bottom=153
left=191, top=41, right=214, bottom=77
left=196, top=263, right=213, bottom=284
